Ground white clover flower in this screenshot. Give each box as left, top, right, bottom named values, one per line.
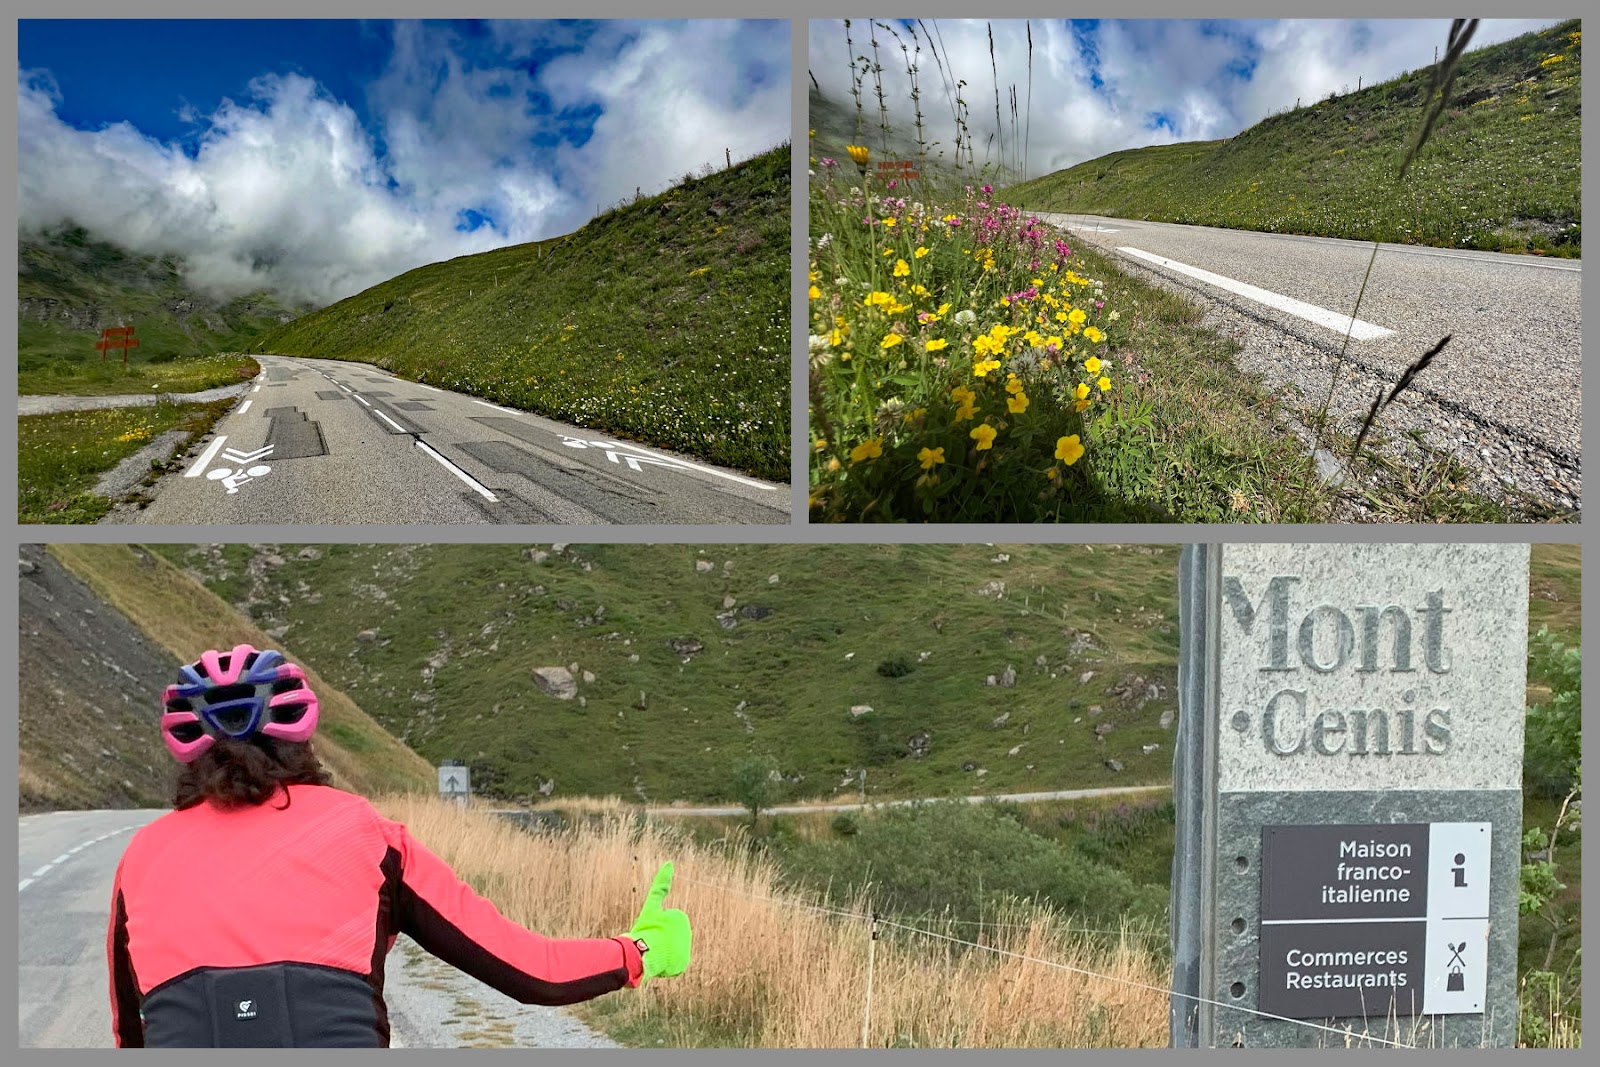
left=817, top=233, right=833, bottom=249
left=954, top=309, right=978, bottom=326
left=809, top=333, right=831, bottom=353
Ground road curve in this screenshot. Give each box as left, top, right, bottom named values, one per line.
left=1043, top=214, right=1581, bottom=508
left=18, top=382, right=252, bottom=416
left=16, top=809, right=616, bottom=1048
left=113, top=355, right=790, bottom=525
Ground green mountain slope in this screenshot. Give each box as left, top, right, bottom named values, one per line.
left=153, top=543, right=1185, bottom=804
left=29, top=544, right=436, bottom=806
left=1009, top=21, right=1581, bottom=256
left=257, top=146, right=792, bottom=480
left=18, top=225, right=302, bottom=394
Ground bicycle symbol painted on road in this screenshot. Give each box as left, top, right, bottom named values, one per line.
left=557, top=436, right=693, bottom=475
left=206, top=445, right=275, bottom=493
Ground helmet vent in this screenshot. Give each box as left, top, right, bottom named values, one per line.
left=271, top=701, right=310, bottom=724
left=169, top=722, right=204, bottom=744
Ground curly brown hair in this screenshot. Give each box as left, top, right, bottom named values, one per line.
left=173, top=736, right=332, bottom=811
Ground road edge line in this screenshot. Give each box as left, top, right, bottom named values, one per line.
left=1117, top=245, right=1394, bottom=340
left=183, top=435, right=227, bottom=477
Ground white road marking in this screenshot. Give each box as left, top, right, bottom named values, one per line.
left=222, top=445, right=274, bottom=464
left=414, top=383, right=442, bottom=393
left=355, top=396, right=372, bottom=407
left=376, top=411, right=407, bottom=432
left=18, top=879, right=33, bottom=892
left=32, top=866, right=52, bottom=878
left=252, top=384, right=261, bottom=393
left=415, top=440, right=498, bottom=501
left=238, top=400, right=252, bottom=414
left=1116, top=246, right=1394, bottom=340
left=184, top=435, right=228, bottom=477
left=472, top=399, right=517, bottom=414
left=51, top=854, right=70, bottom=865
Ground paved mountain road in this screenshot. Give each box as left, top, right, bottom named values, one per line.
left=635, top=783, right=1168, bottom=817
left=1043, top=214, right=1581, bottom=507
left=113, top=356, right=789, bottom=525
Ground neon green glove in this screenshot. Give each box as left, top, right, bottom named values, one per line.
left=626, top=861, right=691, bottom=981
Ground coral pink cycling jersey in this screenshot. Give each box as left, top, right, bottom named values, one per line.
left=108, top=784, right=642, bottom=1047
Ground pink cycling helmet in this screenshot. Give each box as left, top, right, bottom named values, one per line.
left=161, top=644, right=320, bottom=763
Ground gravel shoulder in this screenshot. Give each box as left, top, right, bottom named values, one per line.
left=385, top=935, right=622, bottom=1048
left=18, top=382, right=252, bottom=416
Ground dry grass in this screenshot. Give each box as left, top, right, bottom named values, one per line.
left=376, top=794, right=1168, bottom=1048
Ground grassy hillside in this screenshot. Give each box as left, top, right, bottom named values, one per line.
left=154, top=542, right=1579, bottom=809
left=18, top=225, right=297, bottom=394
left=257, top=146, right=792, bottom=480
left=1009, top=21, right=1581, bottom=256
left=154, top=543, right=1184, bottom=803
left=44, top=544, right=435, bottom=800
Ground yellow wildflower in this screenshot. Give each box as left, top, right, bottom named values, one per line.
left=1083, top=326, right=1105, bottom=344
left=1055, top=435, right=1085, bottom=466
left=846, top=144, right=870, bottom=165
left=925, top=338, right=948, bottom=352
left=973, top=359, right=1001, bottom=378
left=1097, top=376, right=1111, bottom=393
left=915, top=246, right=929, bottom=258
left=1007, top=392, right=1029, bottom=414
left=1084, top=356, right=1102, bottom=375
left=809, top=285, right=822, bottom=300
left=880, top=333, right=904, bottom=349
left=1074, top=382, right=1090, bottom=401
left=850, top=438, right=883, bottom=463
left=970, top=423, right=997, bottom=450
left=893, top=259, right=910, bottom=277
left=917, top=446, right=945, bottom=470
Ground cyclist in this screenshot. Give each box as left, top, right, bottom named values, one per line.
left=108, top=644, right=690, bottom=1047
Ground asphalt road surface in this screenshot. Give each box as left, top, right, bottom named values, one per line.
left=16, top=809, right=614, bottom=1048
left=117, top=356, right=789, bottom=525
left=1043, top=214, right=1582, bottom=504
left=18, top=809, right=156, bottom=1048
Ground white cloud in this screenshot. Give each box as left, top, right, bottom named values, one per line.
left=17, top=20, right=790, bottom=306
left=809, top=18, right=1562, bottom=180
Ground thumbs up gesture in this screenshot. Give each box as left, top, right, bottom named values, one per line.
left=626, top=862, right=691, bottom=981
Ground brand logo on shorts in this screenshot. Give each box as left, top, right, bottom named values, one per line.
left=236, top=999, right=257, bottom=1020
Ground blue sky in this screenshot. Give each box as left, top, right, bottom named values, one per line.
left=810, top=18, right=1563, bottom=177
left=18, top=19, right=790, bottom=304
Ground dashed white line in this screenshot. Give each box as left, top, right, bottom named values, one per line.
left=414, top=383, right=442, bottom=394
left=184, top=435, right=228, bottom=477
left=32, top=866, right=52, bottom=878
left=471, top=399, right=517, bottom=415
left=416, top=440, right=498, bottom=502
left=376, top=411, right=407, bottom=433
left=252, top=384, right=261, bottom=393
left=18, top=878, right=33, bottom=892
left=51, top=853, right=71, bottom=865
left=238, top=400, right=253, bottom=414
left=1116, top=246, right=1394, bottom=340
left=355, top=396, right=372, bottom=407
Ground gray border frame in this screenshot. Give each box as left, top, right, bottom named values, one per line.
left=6, top=0, right=1593, bottom=1061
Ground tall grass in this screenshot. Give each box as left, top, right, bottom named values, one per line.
left=376, top=795, right=1168, bottom=1047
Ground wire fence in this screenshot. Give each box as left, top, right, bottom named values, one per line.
left=675, top=873, right=1419, bottom=1050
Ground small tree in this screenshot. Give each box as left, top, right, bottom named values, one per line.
left=729, top=754, right=786, bottom=829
